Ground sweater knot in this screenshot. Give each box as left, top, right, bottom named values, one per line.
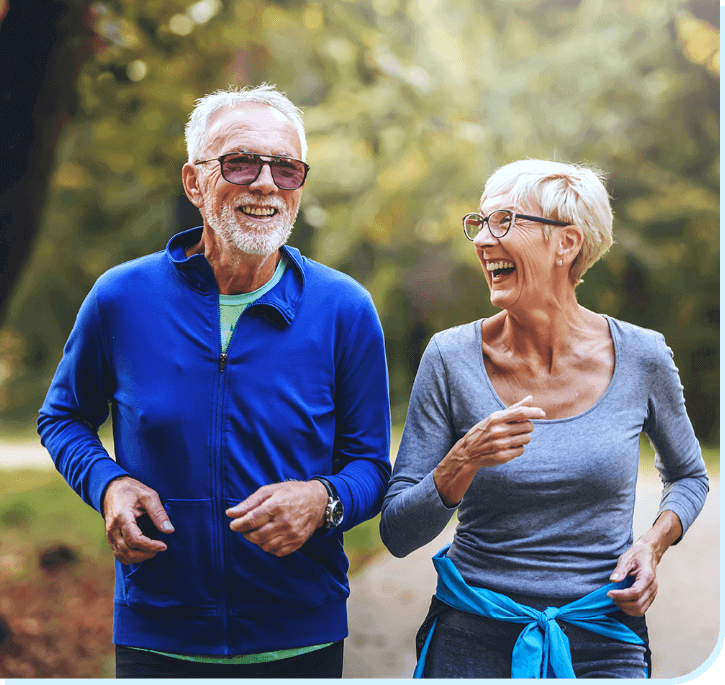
left=537, top=606, right=560, bottom=630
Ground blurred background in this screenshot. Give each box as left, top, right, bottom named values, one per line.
left=0, top=0, right=719, bottom=678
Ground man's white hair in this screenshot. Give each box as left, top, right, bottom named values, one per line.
left=482, top=159, right=613, bottom=285
left=185, top=84, right=307, bottom=163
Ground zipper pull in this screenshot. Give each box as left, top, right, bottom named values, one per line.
left=219, top=353, right=228, bottom=372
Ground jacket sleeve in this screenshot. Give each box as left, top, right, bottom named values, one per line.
left=379, top=335, right=459, bottom=557
left=643, top=332, right=709, bottom=541
left=314, top=293, right=391, bottom=534
left=37, top=284, right=130, bottom=514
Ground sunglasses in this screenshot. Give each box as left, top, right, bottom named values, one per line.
left=194, top=151, right=309, bottom=190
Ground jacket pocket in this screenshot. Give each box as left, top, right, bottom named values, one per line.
left=223, top=498, right=345, bottom=613
left=122, top=498, right=216, bottom=610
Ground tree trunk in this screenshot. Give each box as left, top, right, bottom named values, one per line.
left=0, top=0, right=92, bottom=323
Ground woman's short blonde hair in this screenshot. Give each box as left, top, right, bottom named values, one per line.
left=481, top=159, right=613, bottom=284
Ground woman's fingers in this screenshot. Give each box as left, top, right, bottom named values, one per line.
left=462, top=398, right=546, bottom=467
left=503, top=404, right=547, bottom=422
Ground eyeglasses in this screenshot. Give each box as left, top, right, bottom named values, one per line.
left=194, top=151, right=310, bottom=190
left=462, top=209, right=569, bottom=241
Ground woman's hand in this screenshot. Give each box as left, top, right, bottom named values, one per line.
left=433, top=395, right=546, bottom=507
left=607, top=510, right=683, bottom=616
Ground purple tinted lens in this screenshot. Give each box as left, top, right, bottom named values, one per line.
left=270, top=161, right=306, bottom=189
left=222, top=154, right=306, bottom=189
left=222, top=155, right=261, bottom=184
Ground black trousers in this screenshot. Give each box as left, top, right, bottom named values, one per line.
left=115, top=641, right=344, bottom=679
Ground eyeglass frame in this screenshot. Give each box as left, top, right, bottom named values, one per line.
left=194, top=150, right=310, bottom=190
left=462, top=209, right=569, bottom=241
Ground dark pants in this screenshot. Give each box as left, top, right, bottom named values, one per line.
left=115, top=641, right=344, bottom=679
left=419, top=596, right=651, bottom=679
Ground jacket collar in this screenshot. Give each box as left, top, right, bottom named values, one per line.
left=166, top=227, right=304, bottom=326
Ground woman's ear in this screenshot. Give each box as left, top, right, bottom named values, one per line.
left=557, top=224, right=584, bottom=265
left=182, top=163, right=205, bottom=209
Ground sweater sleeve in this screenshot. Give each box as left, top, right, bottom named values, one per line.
left=314, top=293, right=391, bottom=535
left=37, top=284, right=130, bottom=514
left=642, top=332, right=709, bottom=540
left=380, top=335, right=459, bottom=557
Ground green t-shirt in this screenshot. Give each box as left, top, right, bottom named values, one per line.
left=219, top=253, right=288, bottom=353
left=136, top=642, right=333, bottom=665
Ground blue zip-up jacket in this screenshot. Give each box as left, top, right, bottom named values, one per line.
left=38, top=227, right=391, bottom=655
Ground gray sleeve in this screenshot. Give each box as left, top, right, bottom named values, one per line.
left=380, top=336, right=459, bottom=557
left=643, top=332, right=709, bottom=540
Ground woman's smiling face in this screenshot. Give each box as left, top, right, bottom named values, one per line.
left=473, top=192, right=559, bottom=311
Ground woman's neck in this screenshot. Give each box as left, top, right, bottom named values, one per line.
left=491, top=297, right=589, bottom=374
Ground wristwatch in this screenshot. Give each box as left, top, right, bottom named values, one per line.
left=310, top=476, right=344, bottom=529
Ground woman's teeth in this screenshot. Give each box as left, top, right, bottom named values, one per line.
left=486, top=261, right=515, bottom=272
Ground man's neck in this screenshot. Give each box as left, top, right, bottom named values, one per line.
left=185, top=231, right=281, bottom=295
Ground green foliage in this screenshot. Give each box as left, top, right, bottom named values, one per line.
left=0, top=0, right=718, bottom=442
left=0, top=469, right=110, bottom=561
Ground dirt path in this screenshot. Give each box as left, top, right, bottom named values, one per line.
left=2, top=444, right=718, bottom=679
left=344, top=471, right=720, bottom=679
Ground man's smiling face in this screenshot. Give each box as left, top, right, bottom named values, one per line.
left=198, top=104, right=304, bottom=256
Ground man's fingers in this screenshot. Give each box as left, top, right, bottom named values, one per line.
left=121, top=518, right=168, bottom=553
left=242, top=525, right=304, bottom=557
left=139, top=494, right=175, bottom=533
left=115, top=541, right=164, bottom=564
left=226, top=489, right=272, bottom=519
left=229, top=505, right=274, bottom=532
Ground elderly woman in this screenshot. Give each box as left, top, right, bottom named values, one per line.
left=380, top=159, right=708, bottom=679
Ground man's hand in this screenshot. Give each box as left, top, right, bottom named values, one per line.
left=102, top=476, right=175, bottom=565
left=226, top=481, right=329, bottom=557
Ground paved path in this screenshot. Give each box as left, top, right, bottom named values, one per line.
left=2, top=444, right=718, bottom=678
left=344, top=472, right=720, bottom=679
left=0, top=442, right=56, bottom=469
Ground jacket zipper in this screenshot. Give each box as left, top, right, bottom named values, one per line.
left=215, top=303, right=244, bottom=652
left=215, top=302, right=229, bottom=651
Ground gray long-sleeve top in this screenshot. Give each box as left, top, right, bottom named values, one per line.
left=381, top=316, right=708, bottom=599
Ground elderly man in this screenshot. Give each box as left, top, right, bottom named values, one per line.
left=38, top=85, right=391, bottom=678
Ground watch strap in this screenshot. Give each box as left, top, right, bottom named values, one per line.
left=309, top=476, right=343, bottom=529
left=309, top=476, right=338, bottom=500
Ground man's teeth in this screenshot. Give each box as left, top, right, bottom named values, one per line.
left=486, top=261, right=515, bottom=272
left=241, top=206, right=277, bottom=216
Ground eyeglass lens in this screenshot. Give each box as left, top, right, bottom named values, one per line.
left=222, top=153, right=307, bottom=190
left=464, top=210, right=512, bottom=239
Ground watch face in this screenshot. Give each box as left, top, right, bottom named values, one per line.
left=328, top=500, right=344, bottom=527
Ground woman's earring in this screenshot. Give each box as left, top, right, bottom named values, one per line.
left=556, top=259, right=563, bottom=266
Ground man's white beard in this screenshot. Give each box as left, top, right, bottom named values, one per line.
left=204, top=195, right=298, bottom=257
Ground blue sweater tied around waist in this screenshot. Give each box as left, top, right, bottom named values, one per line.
left=413, top=546, right=647, bottom=679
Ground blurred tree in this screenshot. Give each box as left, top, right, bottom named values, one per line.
left=0, top=0, right=718, bottom=443
left=0, top=0, right=94, bottom=323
